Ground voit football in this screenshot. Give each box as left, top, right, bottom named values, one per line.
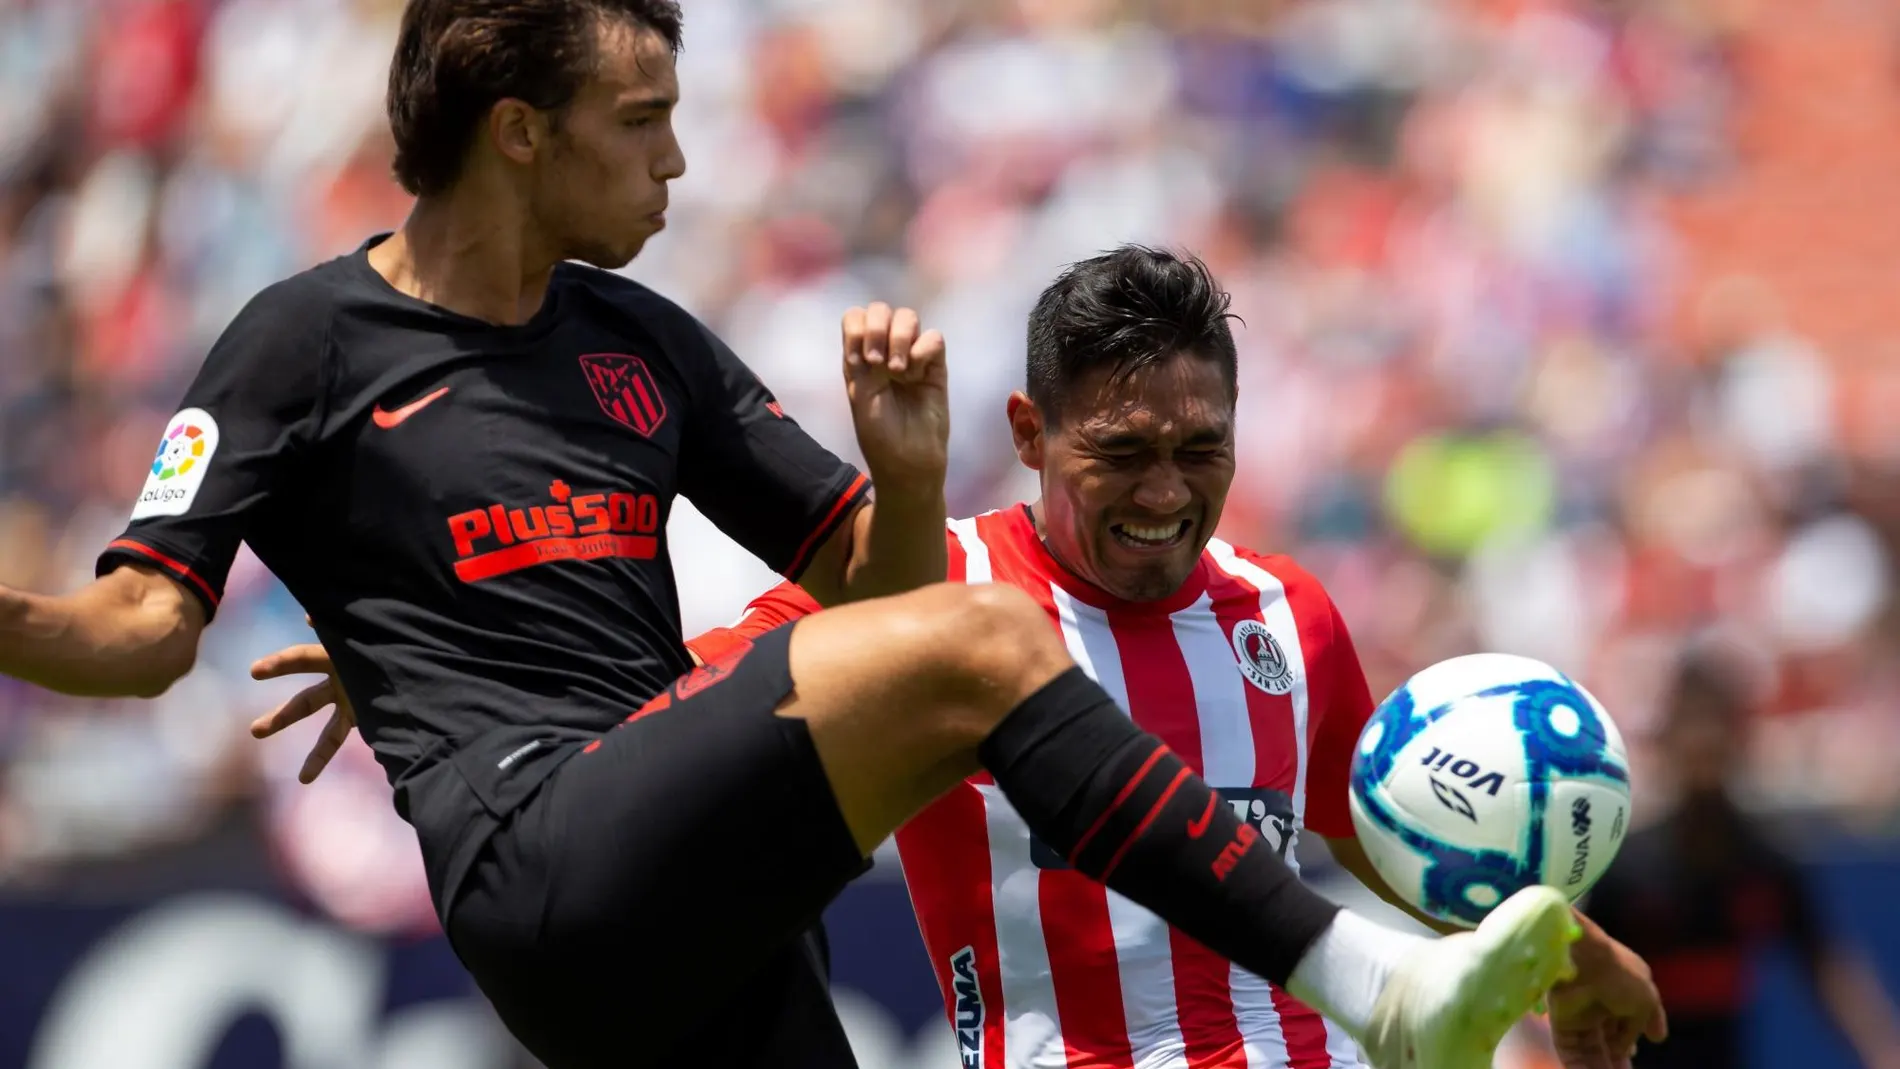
left=1347, top=653, right=1632, bottom=928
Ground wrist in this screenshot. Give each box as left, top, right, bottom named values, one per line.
left=0, top=585, right=52, bottom=678
left=866, top=473, right=947, bottom=512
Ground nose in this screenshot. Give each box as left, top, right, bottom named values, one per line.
left=655, top=123, right=687, bottom=182
left=1130, top=462, right=1190, bottom=516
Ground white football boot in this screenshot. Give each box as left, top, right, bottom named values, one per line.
left=1359, top=886, right=1580, bottom=1069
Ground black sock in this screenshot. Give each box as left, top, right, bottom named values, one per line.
left=978, top=667, right=1342, bottom=987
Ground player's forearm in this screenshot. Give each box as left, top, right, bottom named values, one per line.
left=1817, top=952, right=1900, bottom=1063
left=840, top=487, right=948, bottom=602
left=0, top=575, right=201, bottom=698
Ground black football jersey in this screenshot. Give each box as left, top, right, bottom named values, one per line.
left=98, top=237, right=868, bottom=908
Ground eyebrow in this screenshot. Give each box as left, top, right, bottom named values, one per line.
left=1091, top=426, right=1232, bottom=451
left=616, top=95, right=677, bottom=115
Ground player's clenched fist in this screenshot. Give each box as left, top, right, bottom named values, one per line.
left=841, top=302, right=948, bottom=492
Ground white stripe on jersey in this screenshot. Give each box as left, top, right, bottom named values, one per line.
left=1050, top=584, right=1128, bottom=711
left=1232, top=961, right=1291, bottom=1069
left=1052, top=586, right=1187, bottom=1066
left=1206, top=538, right=1313, bottom=828
left=1170, top=591, right=1255, bottom=790
left=979, top=784, right=1066, bottom=1069
left=951, top=516, right=993, bottom=585
left=1324, top=1018, right=1366, bottom=1067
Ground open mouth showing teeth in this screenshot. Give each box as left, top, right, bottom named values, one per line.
left=1112, top=520, right=1191, bottom=549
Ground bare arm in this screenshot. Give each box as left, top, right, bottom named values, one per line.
left=1811, top=945, right=1900, bottom=1067
left=0, top=566, right=206, bottom=698
left=799, top=303, right=950, bottom=607
left=798, top=492, right=948, bottom=608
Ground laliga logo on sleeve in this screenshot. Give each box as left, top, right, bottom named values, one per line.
left=131, top=409, right=220, bottom=521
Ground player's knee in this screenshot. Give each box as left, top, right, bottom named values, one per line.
left=910, top=583, right=1072, bottom=728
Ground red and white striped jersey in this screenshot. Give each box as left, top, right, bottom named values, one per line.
left=690, top=505, right=1378, bottom=1069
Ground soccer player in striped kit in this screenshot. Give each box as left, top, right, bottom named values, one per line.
left=615, top=246, right=1663, bottom=1069
left=253, top=245, right=1665, bottom=1069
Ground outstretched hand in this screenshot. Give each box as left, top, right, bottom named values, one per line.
left=1547, top=912, right=1668, bottom=1069
left=249, top=620, right=355, bottom=784
left=841, top=302, right=948, bottom=493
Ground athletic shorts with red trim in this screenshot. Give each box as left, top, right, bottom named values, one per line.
left=443, top=622, right=868, bottom=1069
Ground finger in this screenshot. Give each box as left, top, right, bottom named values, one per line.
left=886, top=307, right=920, bottom=375
left=863, top=302, right=892, bottom=367
left=298, top=708, right=353, bottom=784
left=1553, top=1024, right=1614, bottom=1069
left=1645, top=1004, right=1669, bottom=1042
left=909, top=328, right=947, bottom=385
left=251, top=643, right=333, bottom=681
left=250, top=679, right=336, bottom=738
left=841, top=306, right=867, bottom=369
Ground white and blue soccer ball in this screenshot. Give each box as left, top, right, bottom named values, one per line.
left=1347, top=653, right=1631, bottom=929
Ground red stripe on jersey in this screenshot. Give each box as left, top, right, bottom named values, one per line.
left=1270, top=988, right=1334, bottom=1068
left=979, top=510, right=1142, bottom=1064
left=1105, top=606, right=1246, bottom=1069
left=1039, top=869, right=1136, bottom=1068
left=974, top=510, right=1052, bottom=606
left=895, top=785, right=1009, bottom=1068
left=1171, top=930, right=1250, bottom=1067
left=946, top=526, right=969, bottom=583
left=1272, top=553, right=1368, bottom=840
left=1107, top=608, right=1205, bottom=768
left=1212, top=548, right=1337, bottom=1065
left=106, top=539, right=221, bottom=607
left=1203, top=563, right=1299, bottom=793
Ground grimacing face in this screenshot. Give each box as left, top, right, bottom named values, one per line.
left=1011, top=351, right=1237, bottom=602
left=529, top=19, right=685, bottom=268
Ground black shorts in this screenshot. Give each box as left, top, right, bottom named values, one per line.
left=444, top=623, right=869, bottom=1069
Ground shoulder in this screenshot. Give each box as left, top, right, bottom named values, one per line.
left=232, top=259, right=355, bottom=334
left=199, top=262, right=356, bottom=382
left=1206, top=539, right=1335, bottom=610
left=554, top=264, right=710, bottom=342
left=944, top=507, right=1039, bottom=562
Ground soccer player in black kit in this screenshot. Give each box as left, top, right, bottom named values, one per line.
left=0, top=3, right=1667, bottom=1068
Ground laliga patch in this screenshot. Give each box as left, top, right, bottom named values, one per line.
left=131, top=408, right=220, bottom=521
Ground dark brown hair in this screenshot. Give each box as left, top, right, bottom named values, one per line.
left=1026, top=245, right=1240, bottom=424
left=387, top=0, right=684, bottom=196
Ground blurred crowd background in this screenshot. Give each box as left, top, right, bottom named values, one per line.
left=2, top=0, right=1899, bottom=1066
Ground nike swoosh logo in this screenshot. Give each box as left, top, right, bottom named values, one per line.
left=372, top=386, right=450, bottom=429
left=1186, top=794, right=1219, bottom=839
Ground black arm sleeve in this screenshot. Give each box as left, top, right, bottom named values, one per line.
left=676, top=321, right=868, bottom=582
left=95, top=279, right=329, bottom=619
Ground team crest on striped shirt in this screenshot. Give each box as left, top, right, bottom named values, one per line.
left=1231, top=619, right=1295, bottom=695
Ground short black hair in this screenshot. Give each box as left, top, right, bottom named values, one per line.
left=387, top=0, right=684, bottom=197
left=1025, top=245, right=1239, bottom=423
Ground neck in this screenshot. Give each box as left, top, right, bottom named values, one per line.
left=1024, top=500, right=1111, bottom=599
left=372, top=184, right=561, bottom=326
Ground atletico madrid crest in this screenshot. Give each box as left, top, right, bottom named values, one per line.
left=579, top=353, right=668, bottom=436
